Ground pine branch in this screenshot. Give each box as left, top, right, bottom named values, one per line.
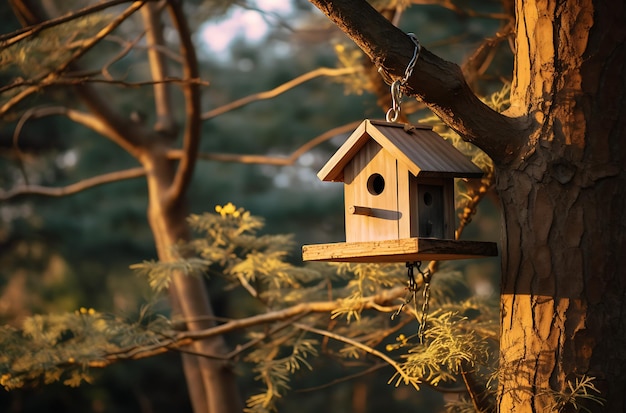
left=1, top=76, right=208, bottom=94
left=293, top=322, right=420, bottom=389
left=92, top=287, right=406, bottom=365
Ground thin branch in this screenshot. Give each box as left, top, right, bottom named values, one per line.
left=105, top=33, right=184, bottom=64
left=0, top=75, right=208, bottom=95
left=293, top=322, right=419, bottom=389
left=1, top=0, right=155, bottom=46
left=0, top=167, right=146, bottom=200
left=102, top=31, right=147, bottom=80
left=11, top=105, right=143, bottom=156
left=410, top=0, right=512, bottom=21
left=201, top=67, right=358, bottom=120
left=1, top=1, right=147, bottom=117
left=167, top=121, right=361, bottom=166
left=296, top=362, right=387, bottom=392
left=165, top=0, right=200, bottom=205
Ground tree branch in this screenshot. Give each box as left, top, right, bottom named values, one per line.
left=164, top=0, right=200, bottom=205
left=307, top=0, right=529, bottom=165
left=1, top=1, right=146, bottom=117
left=294, top=322, right=419, bottom=389
left=0, top=167, right=146, bottom=200
left=201, top=67, right=358, bottom=120
left=167, top=121, right=361, bottom=166
left=2, top=0, right=154, bottom=46
left=140, top=2, right=177, bottom=135
left=95, top=286, right=406, bottom=364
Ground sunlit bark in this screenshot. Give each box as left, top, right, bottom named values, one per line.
left=498, top=0, right=626, bottom=411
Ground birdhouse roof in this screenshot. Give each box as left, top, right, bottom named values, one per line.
left=318, top=119, right=484, bottom=182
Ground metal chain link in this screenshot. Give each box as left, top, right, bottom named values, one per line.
left=391, top=261, right=419, bottom=320
left=391, top=260, right=432, bottom=345
left=385, top=33, right=421, bottom=123
left=416, top=262, right=431, bottom=344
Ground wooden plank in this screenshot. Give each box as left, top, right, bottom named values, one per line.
left=302, top=238, right=498, bottom=263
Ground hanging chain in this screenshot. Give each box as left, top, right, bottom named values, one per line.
left=391, top=262, right=419, bottom=320
left=385, top=33, right=421, bottom=123
left=391, top=261, right=432, bottom=344
left=416, top=261, right=431, bottom=344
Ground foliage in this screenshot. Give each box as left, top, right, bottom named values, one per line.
left=1, top=12, right=113, bottom=81
left=124, top=205, right=503, bottom=412
left=0, top=305, right=170, bottom=390
left=1, top=204, right=503, bottom=412
left=541, top=375, right=605, bottom=413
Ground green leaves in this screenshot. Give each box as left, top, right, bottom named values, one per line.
left=244, top=333, right=318, bottom=413
left=0, top=306, right=169, bottom=390
left=130, top=257, right=211, bottom=292
left=390, top=311, right=490, bottom=387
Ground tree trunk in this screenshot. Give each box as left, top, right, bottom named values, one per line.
left=498, top=0, right=626, bottom=411
left=142, top=148, right=243, bottom=413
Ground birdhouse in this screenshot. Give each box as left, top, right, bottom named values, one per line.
left=302, top=119, right=498, bottom=263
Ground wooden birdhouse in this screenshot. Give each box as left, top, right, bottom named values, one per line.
left=302, top=119, right=498, bottom=263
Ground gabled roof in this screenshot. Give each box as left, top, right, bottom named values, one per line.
left=318, top=119, right=484, bottom=182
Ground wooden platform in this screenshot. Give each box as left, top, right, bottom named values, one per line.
left=302, top=238, right=498, bottom=263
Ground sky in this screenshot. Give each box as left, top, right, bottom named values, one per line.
left=199, top=1, right=294, bottom=55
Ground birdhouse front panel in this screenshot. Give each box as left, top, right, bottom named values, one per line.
left=344, top=139, right=409, bottom=242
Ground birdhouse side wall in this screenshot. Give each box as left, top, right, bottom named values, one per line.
left=344, top=140, right=401, bottom=243
left=409, top=176, right=456, bottom=239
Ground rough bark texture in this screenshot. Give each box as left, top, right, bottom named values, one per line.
left=498, top=0, right=626, bottom=411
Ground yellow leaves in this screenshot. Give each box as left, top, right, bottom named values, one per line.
left=215, top=202, right=241, bottom=218
left=77, top=307, right=96, bottom=315
left=385, top=333, right=411, bottom=352
left=63, top=370, right=93, bottom=387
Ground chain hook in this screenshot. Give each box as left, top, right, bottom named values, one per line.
left=384, top=33, right=421, bottom=123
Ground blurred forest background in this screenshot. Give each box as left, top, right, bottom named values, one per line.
left=0, top=1, right=508, bottom=412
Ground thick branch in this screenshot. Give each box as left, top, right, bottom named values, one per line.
left=0, top=167, right=146, bottom=200
left=165, top=0, right=200, bottom=205
left=98, top=286, right=406, bottom=363
left=140, top=2, right=177, bottom=135
left=308, top=0, right=528, bottom=164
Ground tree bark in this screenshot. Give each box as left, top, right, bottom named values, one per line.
left=310, top=0, right=626, bottom=411
left=498, top=0, right=626, bottom=411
